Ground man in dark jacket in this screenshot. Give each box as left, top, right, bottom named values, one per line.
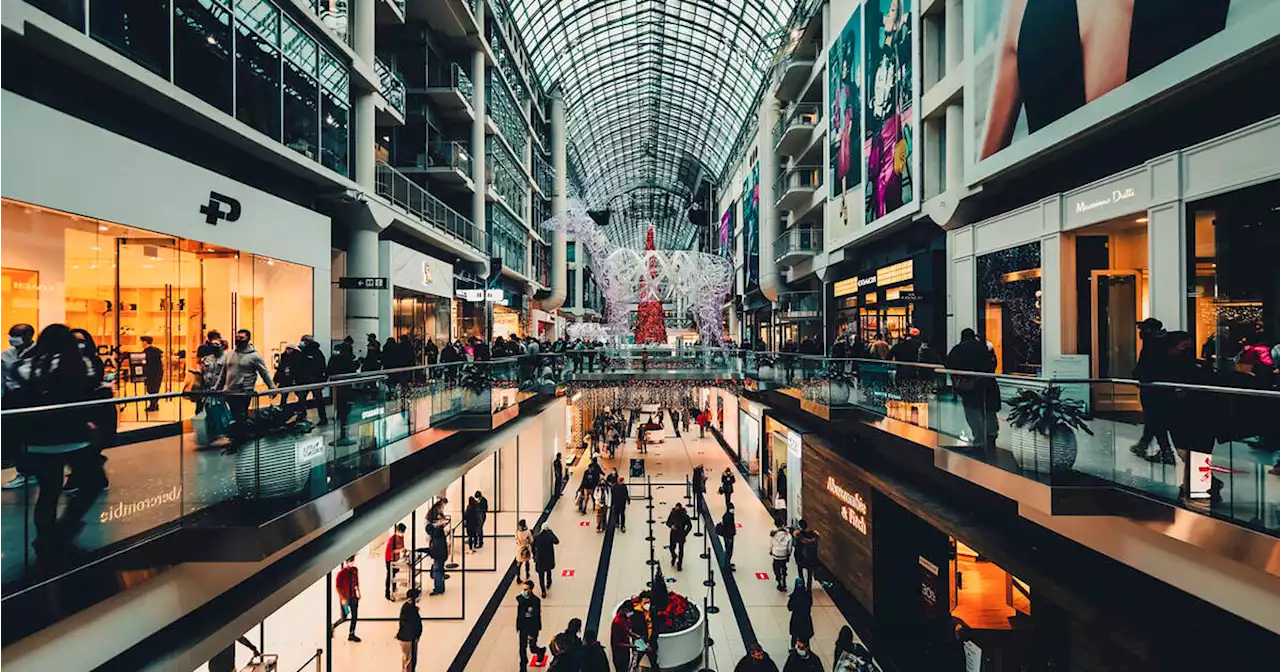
left=549, top=618, right=583, bottom=671
left=611, top=476, right=630, bottom=533
left=553, top=453, right=564, bottom=494
left=1131, top=318, right=1174, bottom=463
left=396, top=588, right=423, bottom=671
left=472, top=336, right=491, bottom=361
left=516, top=580, right=547, bottom=671
left=735, top=643, right=781, bottom=672
left=533, top=524, right=560, bottom=597
left=140, top=335, right=164, bottom=411
left=474, top=490, right=490, bottom=547
left=947, top=328, right=1000, bottom=452
left=793, top=519, right=821, bottom=590
left=296, top=335, right=329, bottom=425
left=428, top=523, right=448, bottom=595
left=692, top=464, right=707, bottom=513
left=782, top=640, right=822, bottom=672
left=717, top=505, right=737, bottom=570
left=665, top=502, right=693, bottom=569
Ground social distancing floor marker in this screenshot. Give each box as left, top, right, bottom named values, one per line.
left=755, top=572, right=770, bottom=580
left=561, top=569, right=575, bottom=577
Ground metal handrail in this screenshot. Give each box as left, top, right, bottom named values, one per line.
left=773, top=102, right=822, bottom=141
left=376, top=161, right=486, bottom=251
left=428, top=62, right=474, bottom=100
left=427, top=140, right=473, bottom=172
left=774, top=224, right=823, bottom=257
left=374, top=57, right=406, bottom=115
left=774, top=165, right=823, bottom=196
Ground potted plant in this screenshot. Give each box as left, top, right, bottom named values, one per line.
left=1005, top=385, right=1094, bottom=474
left=825, top=366, right=857, bottom=405
left=756, top=352, right=777, bottom=380
left=459, top=363, right=497, bottom=412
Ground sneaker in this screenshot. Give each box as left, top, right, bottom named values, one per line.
left=348, top=634, right=362, bottom=642
left=1128, top=443, right=1152, bottom=458
left=2, top=474, right=35, bottom=490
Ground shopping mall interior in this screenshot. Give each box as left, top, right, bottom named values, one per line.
left=1, top=0, right=1279, bottom=671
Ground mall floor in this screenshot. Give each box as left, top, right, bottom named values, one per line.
left=216, top=416, right=877, bottom=671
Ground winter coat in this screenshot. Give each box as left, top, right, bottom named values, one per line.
left=578, top=641, right=610, bottom=672
left=770, top=527, right=794, bottom=560
left=782, top=651, right=823, bottom=672
left=533, top=529, right=560, bottom=569
left=298, top=341, right=329, bottom=383
left=666, top=507, right=693, bottom=542
left=788, top=587, right=815, bottom=641
left=13, top=352, right=103, bottom=448
left=794, top=529, right=820, bottom=567
left=516, top=592, right=542, bottom=632
left=223, top=345, right=272, bottom=393
left=946, top=338, right=999, bottom=407
left=516, top=528, right=534, bottom=562
left=735, top=653, right=782, bottom=672
left=428, top=525, right=448, bottom=561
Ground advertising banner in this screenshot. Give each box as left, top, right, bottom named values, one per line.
left=970, top=0, right=1270, bottom=167
left=864, top=0, right=917, bottom=225
left=719, top=201, right=735, bottom=259
left=743, top=163, right=760, bottom=289
left=829, top=6, right=863, bottom=199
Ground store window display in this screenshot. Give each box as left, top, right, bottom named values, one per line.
left=0, top=199, right=313, bottom=428
left=976, top=241, right=1042, bottom=375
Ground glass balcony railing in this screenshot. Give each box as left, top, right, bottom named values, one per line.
left=533, top=152, right=555, bottom=195
left=774, top=225, right=823, bottom=259
left=426, top=140, right=473, bottom=174
left=777, top=291, right=822, bottom=318
left=308, top=0, right=350, bottom=45
left=376, top=161, right=486, bottom=251
left=774, top=165, right=823, bottom=203
left=375, top=57, right=406, bottom=116
left=428, top=62, right=474, bottom=101
left=773, top=103, right=821, bottom=145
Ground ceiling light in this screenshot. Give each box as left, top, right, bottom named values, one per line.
left=99, top=225, right=109, bottom=231
left=1135, top=217, right=1149, bottom=223
left=207, top=36, right=217, bottom=44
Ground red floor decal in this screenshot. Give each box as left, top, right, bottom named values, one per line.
left=562, top=569, right=575, bottom=577
left=579, top=521, right=591, bottom=527
left=755, top=572, right=770, bottom=580
left=530, top=654, right=548, bottom=667
left=736, top=522, right=743, bottom=528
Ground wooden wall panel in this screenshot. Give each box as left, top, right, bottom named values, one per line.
left=801, top=435, right=875, bottom=613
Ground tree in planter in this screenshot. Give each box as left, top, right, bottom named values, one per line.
left=825, top=366, right=858, bottom=405
left=459, top=363, right=498, bottom=412
left=1005, top=385, right=1094, bottom=474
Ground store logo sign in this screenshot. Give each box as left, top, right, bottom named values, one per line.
left=200, top=191, right=241, bottom=225
left=421, top=261, right=433, bottom=286
left=1074, top=187, right=1136, bottom=214
left=826, top=476, right=868, bottom=535
left=857, top=275, right=878, bottom=288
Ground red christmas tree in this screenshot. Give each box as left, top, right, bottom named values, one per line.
left=633, top=225, right=668, bottom=344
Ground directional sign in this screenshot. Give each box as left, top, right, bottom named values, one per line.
left=338, top=277, right=388, bottom=289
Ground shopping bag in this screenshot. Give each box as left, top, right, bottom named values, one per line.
left=193, top=410, right=211, bottom=446
left=206, top=400, right=231, bottom=437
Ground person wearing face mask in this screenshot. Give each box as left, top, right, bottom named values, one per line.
left=2, top=323, right=37, bottom=489
left=1159, top=331, right=1224, bottom=502
left=516, top=580, right=548, bottom=671
left=787, top=577, right=815, bottom=651
left=296, top=335, right=329, bottom=426
left=221, top=329, right=274, bottom=452
left=782, top=640, right=823, bottom=671
left=734, top=643, right=781, bottom=672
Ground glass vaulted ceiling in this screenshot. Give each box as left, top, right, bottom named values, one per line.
left=507, top=0, right=795, bottom=249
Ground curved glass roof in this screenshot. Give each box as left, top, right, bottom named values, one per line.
left=507, top=0, right=795, bottom=248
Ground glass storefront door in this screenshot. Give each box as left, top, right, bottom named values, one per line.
left=1092, top=270, right=1144, bottom=411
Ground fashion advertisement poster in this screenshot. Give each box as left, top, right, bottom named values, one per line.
left=719, top=202, right=735, bottom=259
left=743, top=164, right=760, bottom=289
left=828, top=6, right=862, bottom=198
left=971, top=0, right=1267, bottom=163
left=864, top=0, right=916, bottom=225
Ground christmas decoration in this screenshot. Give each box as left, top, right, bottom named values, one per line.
left=634, top=226, right=669, bottom=344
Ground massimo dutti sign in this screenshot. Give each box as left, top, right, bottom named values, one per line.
left=1065, top=175, right=1149, bottom=229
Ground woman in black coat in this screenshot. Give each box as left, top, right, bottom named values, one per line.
left=787, top=577, right=815, bottom=650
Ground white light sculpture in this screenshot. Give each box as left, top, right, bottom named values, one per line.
left=542, top=203, right=733, bottom=344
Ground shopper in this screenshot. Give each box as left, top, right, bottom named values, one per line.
left=833, top=626, right=873, bottom=670
left=665, top=502, right=693, bottom=570
left=716, top=504, right=737, bottom=570
left=222, top=329, right=274, bottom=452
left=206, top=636, right=263, bottom=672
left=720, top=466, right=736, bottom=510
left=428, top=522, right=448, bottom=595
left=770, top=519, right=794, bottom=591
left=554, top=452, right=565, bottom=494
left=473, top=490, right=489, bottom=547
left=579, top=628, right=610, bottom=672
left=596, top=478, right=612, bottom=532
left=464, top=495, right=482, bottom=552
left=734, top=643, right=781, bottom=672
left=610, top=607, right=632, bottom=672
left=868, top=332, right=890, bottom=360
left=139, top=335, right=164, bottom=411
left=297, top=334, right=329, bottom=425
left=946, top=328, right=1000, bottom=452
left=697, top=409, right=708, bottom=437
left=335, top=556, right=362, bottom=642
left=533, top=524, right=560, bottom=597
left=1161, top=331, right=1224, bottom=502
left=611, top=476, right=630, bottom=533
left=516, top=518, right=535, bottom=581
left=671, top=408, right=682, bottom=437
left=788, top=577, right=815, bottom=649
left=385, top=523, right=406, bottom=600
left=549, top=618, right=584, bottom=671
left=517, top=580, right=548, bottom=671
left=691, top=464, right=707, bottom=513
left=396, top=588, right=423, bottom=672
left=1, top=323, right=37, bottom=490
left=793, top=519, right=821, bottom=590
left=782, top=640, right=823, bottom=672
left=1131, top=318, right=1174, bottom=463
left=13, top=323, right=108, bottom=555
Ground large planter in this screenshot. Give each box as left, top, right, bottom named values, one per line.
left=828, top=381, right=851, bottom=405
left=1011, top=428, right=1077, bottom=475
left=758, top=364, right=775, bottom=380
left=614, top=599, right=705, bottom=670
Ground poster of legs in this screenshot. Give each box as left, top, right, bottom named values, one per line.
left=828, top=6, right=862, bottom=199
left=743, top=164, right=760, bottom=289
left=864, top=0, right=915, bottom=224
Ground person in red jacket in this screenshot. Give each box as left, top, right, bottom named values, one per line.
left=385, top=523, right=406, bottom=600
left=335, top=556, right=362, bottom=642
left=609, top=609, right=631, bottom=672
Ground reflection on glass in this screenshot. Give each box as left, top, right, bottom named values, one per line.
left=90, top=0, right=172, bottom=77
left=977, top=241, right=1042, bottom=376
left=236, top=22, right=283, bottom=139
left=174, top=0, right=234, bottom=113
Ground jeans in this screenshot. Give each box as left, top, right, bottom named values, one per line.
left=344, top=596, right=360, bottom=636
left=294, top=387, right=327, bottom=422
left=537, top=565, right=553, bottom=594
left=773, top=558, right=789, bottom=587
left=399, top=639, right=418, bottom=672
left=614, top=505, right=626, bottom=532
left=31, top=448, right=106, bottom=552
left=385, top=560, right=397, bottom=598
left=431, top=557, right=445, bottom=594
left=519, top=630, right=543, bottom=670
left=227, top=395, right=252, bottom=444
left=723, top=536, right=735, bottom=566
left=670, top=538, right=685, bottom=567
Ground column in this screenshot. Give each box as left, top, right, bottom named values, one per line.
left=946, top=104, right=963, bottom=192
left=945, top=0, right=963, bottom=73
left=346, top=226, right=381, bottom=354
left=352, top=0, right=377, bottom=189
left=758, top=98, right=782, bottom=302
left=541, top=89, right=568, bottom=312
left=472, top=48, right=488, bottom=243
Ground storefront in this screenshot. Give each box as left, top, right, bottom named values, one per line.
left=737, top=397, right=763, bottom=473
left=1, top=92, right=329, bottom=428
left=386, top=242, right=454, bottom=362
left=827, top=220, right=946, bottom=349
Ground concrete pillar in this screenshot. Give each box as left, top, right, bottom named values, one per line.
left=945, top=0, right=964, bottom=73
left=352, top=0, right=377, bottom=189
left=758, top=98, right=782, bottom=303
left=945, top=104, right=964, bottom=192
left=471, top=48, right=488, bottom=241
left=540, top=90, right=568, bottom=311
left=346, top=225, right=382, bottom=354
